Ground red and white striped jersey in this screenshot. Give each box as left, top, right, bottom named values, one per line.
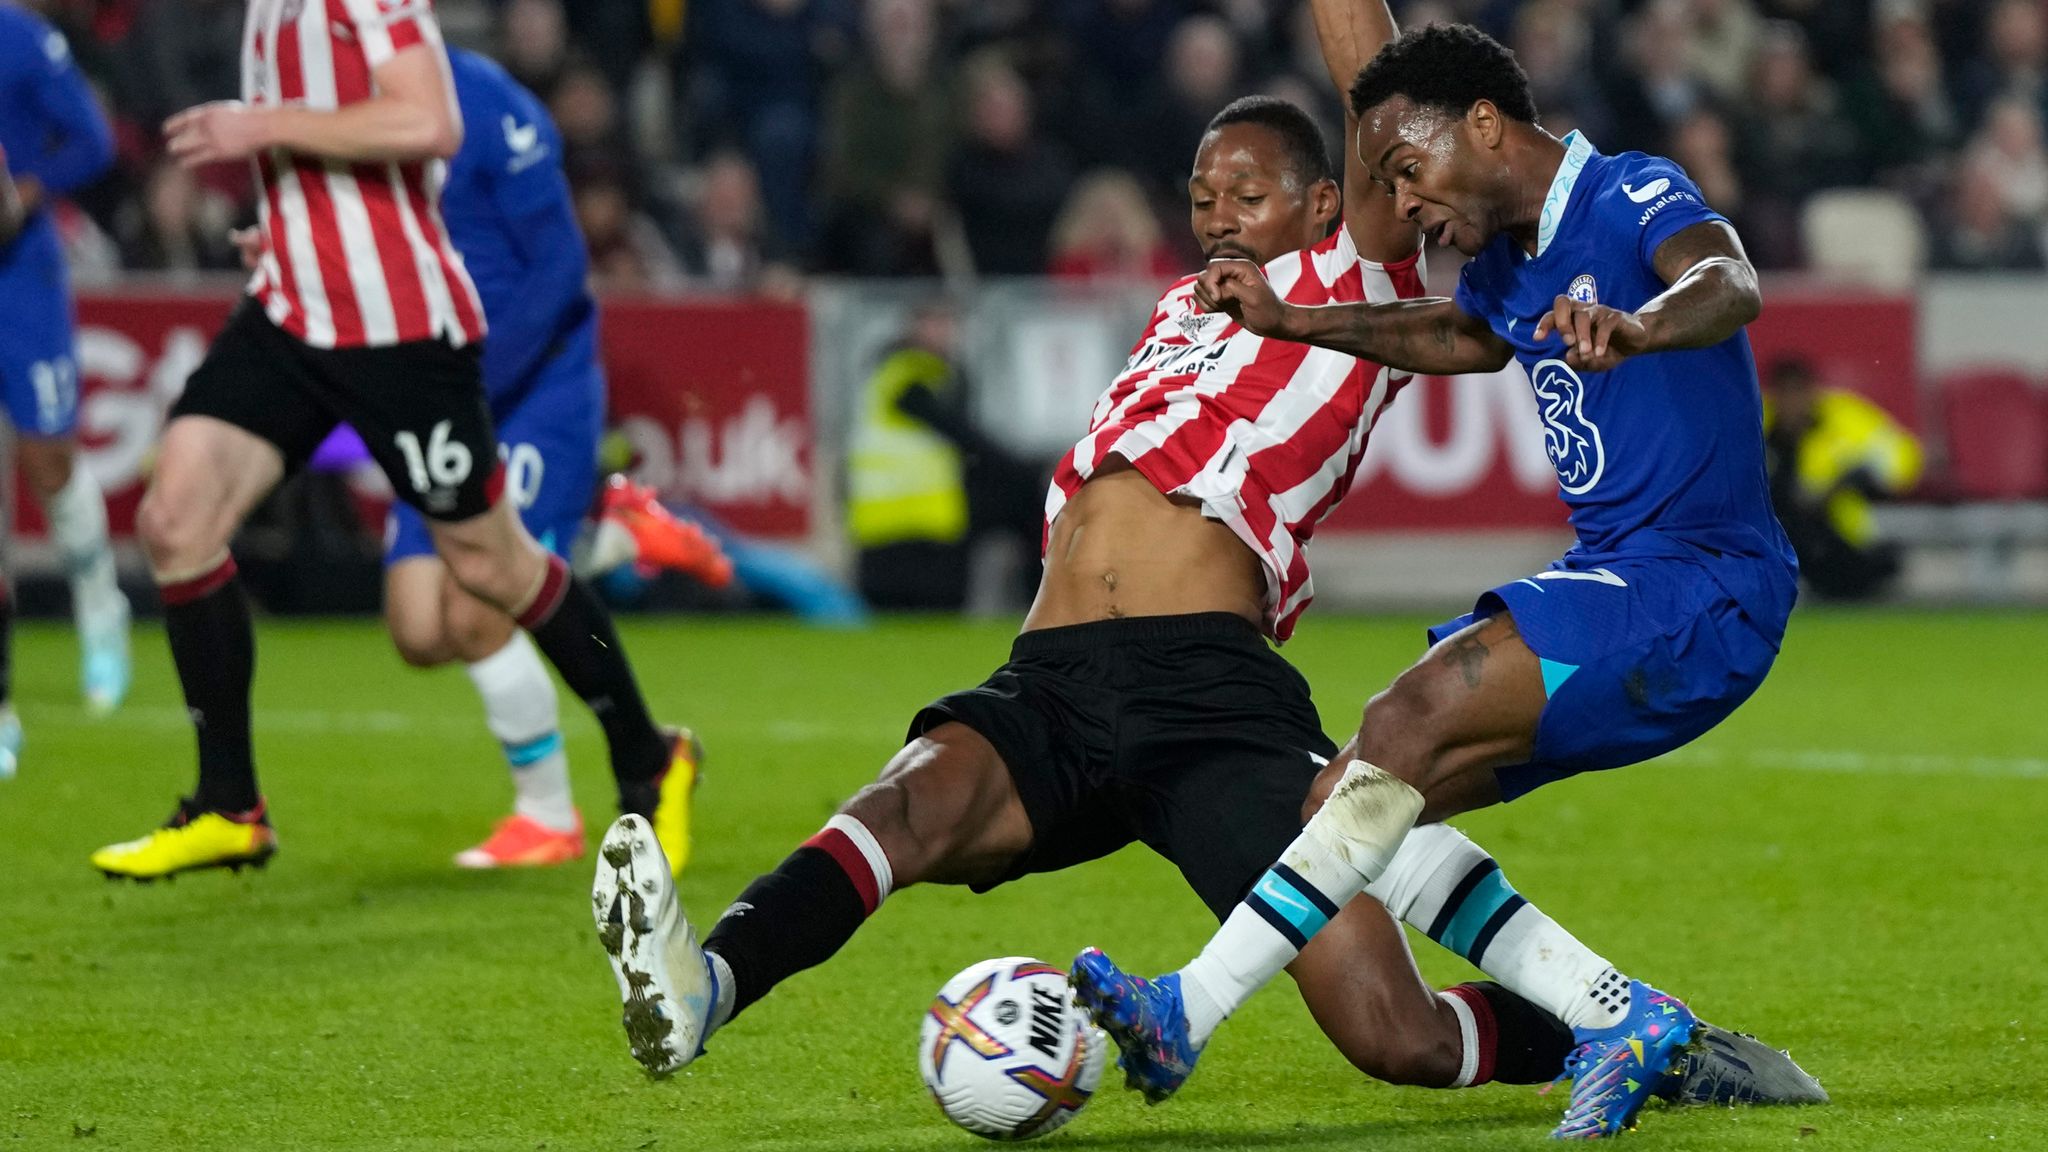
left=240, top=0, right=484, bottom=349
left=1047, top=225, right=1425, bottom=641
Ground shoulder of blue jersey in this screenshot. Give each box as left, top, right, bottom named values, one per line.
left=447, top=48, right=556, bottom=177
left=0, top=3, right=61, bottom=64
left=1595, top=153, right=1709, bottom=232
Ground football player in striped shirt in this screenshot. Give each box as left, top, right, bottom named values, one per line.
left=589, top=0, right=1816, bottom=1115
left=90, top=0, right=697, bottom=883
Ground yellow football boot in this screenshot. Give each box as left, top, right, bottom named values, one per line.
left=650, top=728, right=702, bottom=877
left=91, top=800, right=276, bottom=881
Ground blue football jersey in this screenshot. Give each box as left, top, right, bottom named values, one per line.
left=443, top=48, right=598, bottom=410
left=1453, top=131, right=1796, bottom=628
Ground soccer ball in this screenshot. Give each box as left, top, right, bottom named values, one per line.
left=917, top=956, right=1108, bottom=1140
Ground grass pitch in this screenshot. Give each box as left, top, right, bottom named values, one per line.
left=3, top=608, right=2045, bottom=1151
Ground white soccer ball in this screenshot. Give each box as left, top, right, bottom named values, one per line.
left=917, top=956, right=1108, bottom=1140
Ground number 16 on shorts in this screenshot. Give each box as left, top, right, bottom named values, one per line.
left=395, top=420, right=475, bottom=513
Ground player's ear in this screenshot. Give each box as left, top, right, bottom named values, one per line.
left=1468, top=100, right=1503, bottom=150
left=1311, top=176, right=1340, bottom=224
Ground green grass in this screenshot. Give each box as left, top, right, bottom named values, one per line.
left=3, top=609, right=2046, bottom=1151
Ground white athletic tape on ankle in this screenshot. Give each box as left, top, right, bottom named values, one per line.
left=1302, top=760, right=1425, bottom=882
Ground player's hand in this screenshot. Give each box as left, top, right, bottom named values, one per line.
left=230, top=226, right=262, bottom=271
left=1193, top=258, right=1294, bottom=337
left=165, top=102, right=273, bottom=168
left=1532, top=295, right=1652, bottom=373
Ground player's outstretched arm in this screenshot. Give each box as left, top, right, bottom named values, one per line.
left=1307, top=0, right=1415, bottom=264
left=1533, top=221, right=1760, bottom=373
left=1195, top=258, right=1510, bottom=376
left=165, top=45, right=461, bottom=167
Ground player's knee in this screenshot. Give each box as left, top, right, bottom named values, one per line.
left=1355, top=676, right=1454, bottom=784
left=444, top=597, right=514, bottom=663
left=136, top=485, right=218, bottom=572
left=437, top=536, right=521, bottom=609
left=385, top=610, right=449, bottom=668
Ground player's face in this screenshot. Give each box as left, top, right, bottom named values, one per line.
left=1359, top=97, right=1502, bottom=257
left=1187, top=123, right=1338, bottom=266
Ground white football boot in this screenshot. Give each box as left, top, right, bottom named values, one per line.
left=592, top=815, right=718, bottom=1076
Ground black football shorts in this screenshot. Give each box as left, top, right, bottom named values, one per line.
left=172, top=299, right=500, bottom=521
left=911, top=612, right=1337, bottom=920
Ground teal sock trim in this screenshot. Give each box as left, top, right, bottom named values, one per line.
left=1539, top=657, right=1579, bottom=698
left=1438, top=868, right=1519, bottom=959
left=504, top=730, right=564, bottom=768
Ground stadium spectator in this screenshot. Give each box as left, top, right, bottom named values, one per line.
left=813, top=0, right=950, bottom=276
left=946, top=51, right=1074, bottom=275
left=681, top=0, right=858, bottom=250
left=500, top=0, right=572, bottom=101
left=574, top=162, right=687, bottom=292
left=1930, top=151, right=2048, bottom=270
left=1125, top=16, right=1245, bottom=197
left=674, top=151, right=799, bottom=294
left=550, top=62, right=629, bottom=178
left=1970, top=96, right=2048, bottom=228
left=1603, top=0, right=1713, bottom=155
left=1764, top=358, right=1923, bottom=600
left=116, top=159, right=237, bottom=274
left=1510, top=0, right=1609, bottom=143
left=115, top=0, right=241, bottom=129
left=1670, top=107, right=1746, bottom=220
left=1953, top=0, right=2048, bottom=133
left=1046, top=169, right=1177, bottom=283
left=1690, top=0, right=1765, bottom=106
left=1845, top=5, right=1958, bottom=192
left=1063, top=0, right=1187, bottom=114
left=1736, top=21, right=1863, bottom=268
left=1758, top=0, right=1870, bottom=80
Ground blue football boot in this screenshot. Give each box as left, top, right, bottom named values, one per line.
left=1553, top=980, right=1698, bottom=1139
left=1070, top=947, right=1202, bottom=1104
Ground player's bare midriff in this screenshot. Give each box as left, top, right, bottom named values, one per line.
left=1023, top=458, right=1266, bottom=632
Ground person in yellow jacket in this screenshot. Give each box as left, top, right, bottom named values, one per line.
left=1764, top=358, right=1924, bottom=599
left=849, top=302, right=1043, bottom=609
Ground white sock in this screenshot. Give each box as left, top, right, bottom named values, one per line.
left=1368, top=823, right=1629, bottom=1032
left=465, top=633, right=577, bottom=832
left=1177, top=760, right=1424, bottom=1047
left=46, top=465, right=126, bottom=633
left=705, top=950, right=737, bottom=1033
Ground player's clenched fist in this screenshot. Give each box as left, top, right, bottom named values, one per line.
left=1194, top=258, right=1294, bottom=338
left=1532, top=294, right=1652, bottom=373
left=165, top=102, right=273, bottom=168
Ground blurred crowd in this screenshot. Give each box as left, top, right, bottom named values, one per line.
left=26, top=0, right=2048, bottom=289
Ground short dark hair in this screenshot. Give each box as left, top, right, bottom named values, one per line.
left=1204, top=95, right=1336, bottom=188
left=1348, top=24, right=1539, bottom=125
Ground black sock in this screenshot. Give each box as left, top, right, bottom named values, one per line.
left=162, top=558, right=258, bottom=814
left=517, top=555, right=668, bottom=801
left=1447, top=981, right=1577, bottom=1085
left=702, top=843, right=876, bottom=1023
